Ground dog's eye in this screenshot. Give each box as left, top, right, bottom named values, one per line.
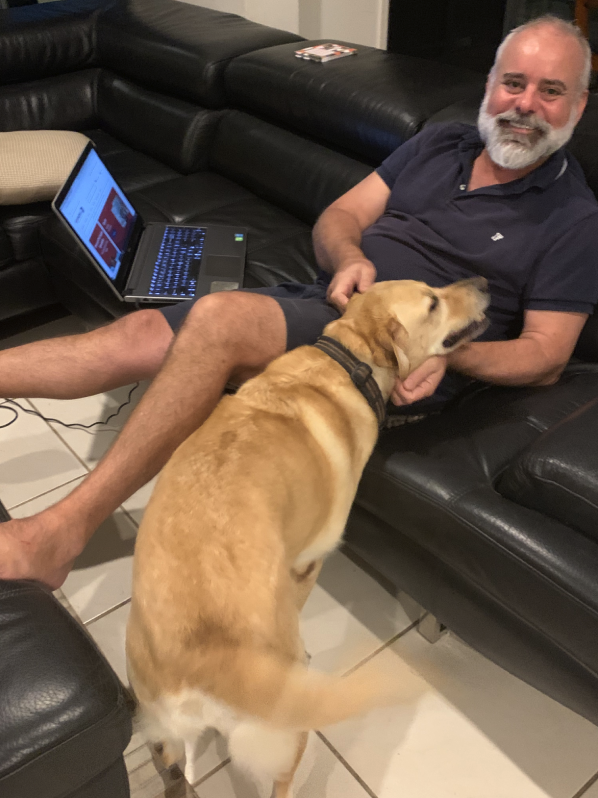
left=429, top=295, right=439, bottom=313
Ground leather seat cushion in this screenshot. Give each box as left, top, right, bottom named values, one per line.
left=85, top=129, right=179, bottom=192
left=497, top=395, right=598, bottom=541
left=129, top=171, right=319, bottom=287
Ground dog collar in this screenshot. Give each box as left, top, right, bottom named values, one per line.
left=313, top=335, right=387, bottom=428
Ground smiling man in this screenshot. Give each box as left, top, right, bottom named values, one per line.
left=0, top=15, right=597, bottom=588
left=318, top=16, right=597, bottom=407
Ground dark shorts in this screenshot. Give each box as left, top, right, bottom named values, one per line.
left=159, top=280, right=341, bottom=351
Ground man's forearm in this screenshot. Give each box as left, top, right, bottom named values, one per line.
left=448, top=337, right=564, bottom=386
left=312, top=207, right=368, bottom=274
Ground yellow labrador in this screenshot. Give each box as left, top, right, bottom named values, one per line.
left=126, top=278, right=489, bottom=796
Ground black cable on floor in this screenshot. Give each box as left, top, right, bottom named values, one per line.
left=0, top=382, right=140, bottom=432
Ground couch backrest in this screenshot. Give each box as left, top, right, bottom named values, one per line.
left=0, top=70, right=99, bottom=133
left=0, top=0, right=304, bottom=110
left=225, top=40, right=486, bottom=165
left=95, top=0, right=304, bottom=108
left=0, top=1, right=99, bottom=86
left=209, top=110, right=372, bottom=225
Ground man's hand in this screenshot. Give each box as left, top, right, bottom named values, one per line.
left=327, top=259, right=377, bottom=312
left=391, top=355, right=447, bottom=406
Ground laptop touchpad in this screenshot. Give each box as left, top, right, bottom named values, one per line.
left=204, top=254, right=242, bottom=277
left=210, top=280, right=240, bottom=292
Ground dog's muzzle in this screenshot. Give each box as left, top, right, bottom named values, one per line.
left=442, top=318, right=489, bottom=350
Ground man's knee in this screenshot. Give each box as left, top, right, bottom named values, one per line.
left=107, top=308, right=174, bottom=374
left=181, top=291, right=287, bottom=371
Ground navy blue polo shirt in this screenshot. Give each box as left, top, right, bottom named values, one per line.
left=360, top=122, right=598, bottom=343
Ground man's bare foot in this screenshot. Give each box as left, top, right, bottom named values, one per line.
left=0, top=510, right=85, bottom=589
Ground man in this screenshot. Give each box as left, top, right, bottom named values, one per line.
left=0, top=16, right=596, bottom=588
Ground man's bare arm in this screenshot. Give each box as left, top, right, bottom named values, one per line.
left=392, top=310, right=588, bottom=406
left=313, top=171, right=390, bottom=273
left=447, top=309, right=588, bottom=386
left=312, top=172, right=391, bottom=310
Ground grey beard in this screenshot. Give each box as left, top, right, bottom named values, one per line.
left=477, top=95, right=576, bottom=170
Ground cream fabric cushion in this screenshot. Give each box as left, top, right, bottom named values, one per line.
left=0, top=130, right=90, bottom=205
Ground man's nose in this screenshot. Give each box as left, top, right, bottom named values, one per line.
left=514, top=85, right=539, bottom=116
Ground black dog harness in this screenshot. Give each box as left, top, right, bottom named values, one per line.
left=313, top=335, right=387, bottom=428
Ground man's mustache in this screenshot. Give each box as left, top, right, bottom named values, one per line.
left=494, top=110, right=551, bottom=135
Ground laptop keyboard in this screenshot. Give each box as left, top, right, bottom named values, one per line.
left=149, top=226, right=205, bottom=298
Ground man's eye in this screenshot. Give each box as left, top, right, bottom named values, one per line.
left=429, top=296, right=439, bottom=313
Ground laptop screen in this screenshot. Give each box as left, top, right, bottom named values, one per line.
left=54, top=146, right=138, bottom=283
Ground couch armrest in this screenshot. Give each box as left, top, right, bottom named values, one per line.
left=0, top=581, right=132, bottom=798
left=98, top=72, right=220, bottom=174
left=497, top=395, right=598, bottom=540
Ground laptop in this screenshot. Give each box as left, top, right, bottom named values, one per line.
left=52, top=142, right=247, bottom=304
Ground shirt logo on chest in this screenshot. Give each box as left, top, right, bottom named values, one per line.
left=491, top=232, right=504, bottom=241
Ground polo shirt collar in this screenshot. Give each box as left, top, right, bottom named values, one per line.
left=457, top=125, right=569, bottom=196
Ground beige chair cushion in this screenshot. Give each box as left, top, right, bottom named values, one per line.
left=0, top=130, right=90, bottom=205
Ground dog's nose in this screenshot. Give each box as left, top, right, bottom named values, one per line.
left=470, top=276, right=488, bottom=292
left=458, top=276, right=488, bottom=292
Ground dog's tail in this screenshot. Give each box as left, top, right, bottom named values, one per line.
left=192, top=645, right=418, bottom=730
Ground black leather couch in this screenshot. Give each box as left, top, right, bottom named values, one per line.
left=0, top=501, right=133, bottom=798
left=2, top=0, right=598, bottom=795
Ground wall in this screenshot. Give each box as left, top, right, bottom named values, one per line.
left=178, top=0, right=389, bottom=48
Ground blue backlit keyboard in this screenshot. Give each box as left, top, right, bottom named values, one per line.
left=149, top=226, right=205, bottom=298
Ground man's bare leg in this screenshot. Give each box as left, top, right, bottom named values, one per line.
left=0, top=308, right=172, bottom=399
left=0, top=291, right=286, bottom=588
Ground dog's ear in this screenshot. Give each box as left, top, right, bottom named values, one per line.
left=387, top=317, right=411, bottom=380
left=373, top=317, right=410, bottom=378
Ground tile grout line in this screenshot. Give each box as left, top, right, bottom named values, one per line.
left=85, top=596, right=131, bottom=626
left=316, top=731, right=378, bottom=798
left=121, top=505, right=141, bottom=529
left=6, top=474, right=86, bottom=512
left=124, top=737, right=231, bottom=792
left=571, top=769, right=598, bottom=798
left=341, top=618, right=420, bottom=677
left=192, top=757, right=232, bottom=788
left=27, top=395, right=147, bottom=529
left=42, top=413, right=95, bottom=473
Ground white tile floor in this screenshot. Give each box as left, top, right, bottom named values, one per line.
left=2, top=316, right=598, bottom=798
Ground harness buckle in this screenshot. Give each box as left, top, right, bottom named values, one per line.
left=350, top=362, right=373, bottom=388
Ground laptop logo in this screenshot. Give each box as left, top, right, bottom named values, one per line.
left=234, top=233, right=244, bottom=242
left=491, top=232, right=504, bottom=241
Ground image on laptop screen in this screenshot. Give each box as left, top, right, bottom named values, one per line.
left=57, top=148, right=138, bottom=281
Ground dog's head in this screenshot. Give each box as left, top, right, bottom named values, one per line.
left=334, top=278, right=490, bottom=380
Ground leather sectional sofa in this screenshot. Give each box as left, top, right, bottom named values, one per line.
left=1, top=1, right=598, bottom=796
